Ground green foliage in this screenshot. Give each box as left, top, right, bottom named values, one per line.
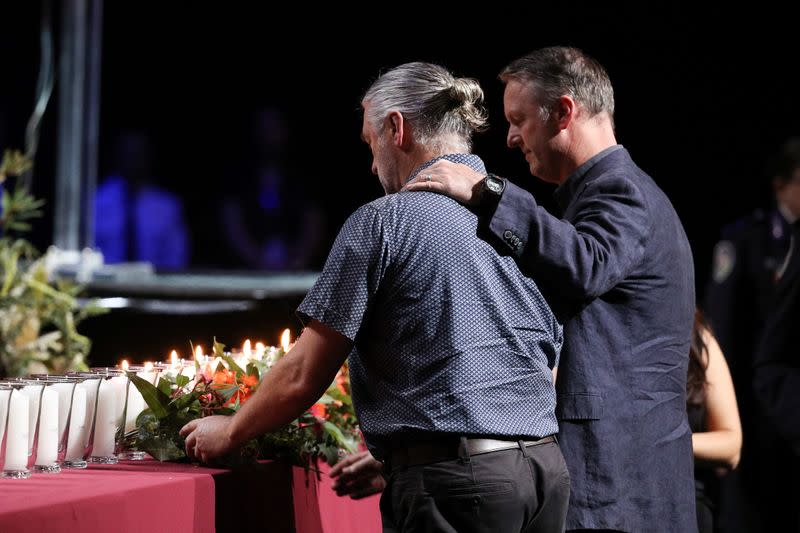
left=126, top=355, right=361, bottom=469
left=0, top=149, right=106, bottom=377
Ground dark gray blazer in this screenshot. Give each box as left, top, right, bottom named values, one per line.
left=488, top=147, right=696, bottom=532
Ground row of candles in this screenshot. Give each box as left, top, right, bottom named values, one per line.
left=0, top=330, right=293, bottom=479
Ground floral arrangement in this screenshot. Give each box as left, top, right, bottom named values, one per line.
left=127, top=338, right=360, bottom=468
left=0, top=149, right=105, bottom=377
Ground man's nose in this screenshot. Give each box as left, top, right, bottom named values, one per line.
left=507, top=128, right=520, bottom=149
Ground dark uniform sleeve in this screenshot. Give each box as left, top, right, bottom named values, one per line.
left=753, top=227, right=800, bottom=452
left=487, top=177, right=649, bottom=304
left=297, top=205, right=390, bottom=342
left=703, top=235, right=748, bottom=361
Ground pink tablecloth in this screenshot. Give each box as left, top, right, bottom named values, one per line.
left=0, top=459, right=382, bottom=533
left=0, top=461, right=222, bottom=533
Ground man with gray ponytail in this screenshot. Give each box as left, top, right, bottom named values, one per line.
left=407, top=47, right=697, bottom=532
left=180, top=62, right=569, bottom=532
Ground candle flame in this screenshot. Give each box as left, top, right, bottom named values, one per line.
left=170, top=350, right=179, bottom=367
left=255, top=342, right=266, bottom=357
left=144, top=361, right=154, bottom=372
left=121, top=359, right=129, bottom=371
left=280, top=329, right=291, bottom=352
left=195, top=345, right=203, bottom=360
left=243, top=339, right=252, bottom=357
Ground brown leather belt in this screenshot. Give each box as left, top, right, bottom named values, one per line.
left=387, top=435, right=555, bottom=470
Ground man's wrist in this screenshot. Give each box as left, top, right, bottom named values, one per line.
left=226, top=414, right=245, bottom=448
left=480, top=173, right=506, bottom=213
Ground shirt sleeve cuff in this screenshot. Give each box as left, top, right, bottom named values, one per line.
left=296, top=299, right=361, bottom=343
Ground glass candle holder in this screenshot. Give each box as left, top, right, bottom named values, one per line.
left=59, top=374, right=91, bottom=469
left=0, top=382, right=32, bottom=479
left=32, top=376, right=83, bottom=471
left=85, top=370, right=125, bottom=465
left=64, top=372, right=108, bottom=465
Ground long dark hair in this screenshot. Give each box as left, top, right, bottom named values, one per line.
left=687, top=308, right=711, bottom=406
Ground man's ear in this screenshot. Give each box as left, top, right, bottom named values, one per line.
left=553, top=95, right=576, bottom=131
left=387, top=111, right=409, bottom=149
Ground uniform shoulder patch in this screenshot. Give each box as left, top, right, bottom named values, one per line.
left=712, top=240, right=736, bottom=284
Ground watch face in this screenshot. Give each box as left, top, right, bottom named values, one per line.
left=486, top=177, right=503, bottom=194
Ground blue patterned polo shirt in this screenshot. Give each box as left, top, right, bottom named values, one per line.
left=297, top=154, right=561, bottom=454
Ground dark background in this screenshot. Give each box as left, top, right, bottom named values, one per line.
left=2, top=4, right=798, bottom=301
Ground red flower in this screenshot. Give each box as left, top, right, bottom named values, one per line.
left=310, top=402, right=327, bottom=419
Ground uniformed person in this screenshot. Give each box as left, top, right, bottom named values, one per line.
left=704, top=137, right=800, bottom=532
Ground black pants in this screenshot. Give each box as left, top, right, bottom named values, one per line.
left=380, top=439, right=570, bottom=533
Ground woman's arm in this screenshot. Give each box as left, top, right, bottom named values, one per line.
left=692, top=328, right=742, bottom=470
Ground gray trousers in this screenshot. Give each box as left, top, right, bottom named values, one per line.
left=380, top=439, right=570, bottom=533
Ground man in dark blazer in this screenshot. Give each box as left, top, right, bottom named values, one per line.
left=407, top=46, right=697, bottom=532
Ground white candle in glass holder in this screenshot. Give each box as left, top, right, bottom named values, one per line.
left=79, top=378, right=101, bottom=451
left=50, top=383, right=75, bottom=448
left=21, top=384, right=44, bottom=454
left=91, top=380, right=117, bottom=457
left=234, top=355, right=249, bottom=371
left=109, top=375, right=128, bottom=428
left=180, top=362, right=196, bottom=381
left=4, top=390, right=30, bottom=471
left=0, top=389, right=10, bottom=448
left=64, top=386, right=87, bottom=461
left=138, top=362, right=159, bottom=386
left=34, top=387, right=59, bottom=466
left=124, top=385, right=145, bottom=434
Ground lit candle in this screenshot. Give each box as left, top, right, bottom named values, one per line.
left=34, top=387, right=59, bottom=469
left=91, top=379, right=117, bottom=461
left=3, top=390, right=30, bottom=473
left=120, top=361, right=158, bottom=387
left=243, top=340, right=252, bottom=358
left=281, top=329, right=292, bottom=352
left=64, top=386, right=87, bottom=463
left=140, top=362, right=159, bottom=386
left=255, top=342, right=266, bottom=359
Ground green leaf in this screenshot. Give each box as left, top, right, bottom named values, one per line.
left=319, top=443, right=340, bottom=466
left=316, top=393, right=335, bottom=405
left=128, top=373, right=171, bottom=419
left=170, top=391, right=198, bottom=412
left=220, top=352, right=244, bottom=376
left=321, top=420, right=357, bottom=454
left=175, top=374, right=190, bottom=389
left=7, top=222, right=31, bottom=232
left=211, top=382, right=238, bottom=401
left=246, top=361, right=261, bottom=380
left=138, top=434, right=186, bottom=462
left=212, top=337, right=226, bottom=358
left=157, top=377, right=172, bottom=397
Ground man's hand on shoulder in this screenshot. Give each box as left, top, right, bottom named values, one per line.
left=403, top=160, right=485, bottom=205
